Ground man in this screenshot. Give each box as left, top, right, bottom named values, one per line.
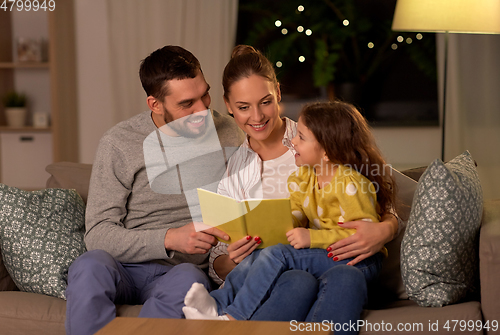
left=65, top=46, right=244, bottom=335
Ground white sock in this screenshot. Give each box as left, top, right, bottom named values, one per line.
left=182, top=306, right=229, bottom=320
left=184, top=282, right=218, bottom=317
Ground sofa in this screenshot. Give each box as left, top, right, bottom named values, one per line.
left=0, top=161, right=499, bottom=335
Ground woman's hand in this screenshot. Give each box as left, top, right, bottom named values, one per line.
left=213, top=235, right=260, bottom=280
left=228, top=235, right=261, bottom=264
left=286, top=228, right=310, bottom=249
left=327, top=214, right=397, bottom=266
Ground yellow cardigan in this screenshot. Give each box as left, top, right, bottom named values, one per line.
left=287, top=164, right=382, bottom=251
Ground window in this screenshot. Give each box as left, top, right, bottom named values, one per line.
left=237, top=0, right=438, bottom=126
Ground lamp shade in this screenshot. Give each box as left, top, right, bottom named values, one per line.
left=392, top=0, right=500, bottom=34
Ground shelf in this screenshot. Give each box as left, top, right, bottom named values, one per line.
left=0, top=4, right=78, bottom=164
left=0, top=62, right=50, bottom=69
left=0, top=126, right=51, bottom=133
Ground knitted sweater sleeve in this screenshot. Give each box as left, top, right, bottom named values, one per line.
left=84, top=136, right=169, bottom=263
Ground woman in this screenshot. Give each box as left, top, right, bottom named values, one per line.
left=209, top=45, right=399, bottom=328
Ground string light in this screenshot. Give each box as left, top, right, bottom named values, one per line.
left=343, top=19, right=350, bottom=26
left=298, top=56, right=306, bottom=62
left=368, top=42, right=374, bottom=49
left=397, top=36, right=404, bottom=43
left=391, top=43, right=398, bottom=50
left=305, top=29, right=312, bottom=36
left=275, top=20, right=282, bottom=27
left=281, top=28, right=288, bottom=35
left=297, top=26, right=304, bottom=33
left=406, top=37, right=413, bottom=44
left=416, top=33, right=423, bottom=40
left=276, top=61, right=283, bottom=68
left=297, top=5, right=304, bottom=12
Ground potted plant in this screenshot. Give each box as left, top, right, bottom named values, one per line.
left=2, top=91, right=27, bottom=128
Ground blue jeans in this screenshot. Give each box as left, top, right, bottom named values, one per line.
left=211, top=244, right=383, bottom=324
left=251, top=265, right=371, bottom=335
left=251, top=269, right=319, bottom=322
left=65, top=249, right=211, bottom=335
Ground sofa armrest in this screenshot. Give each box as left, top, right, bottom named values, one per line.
left=479, top=199, right=500, bottom=335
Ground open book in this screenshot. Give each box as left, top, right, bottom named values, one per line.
left=197, top=188, right=295, bottom=248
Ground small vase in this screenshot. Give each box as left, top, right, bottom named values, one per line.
left=5, top=107, right=27, bottom=128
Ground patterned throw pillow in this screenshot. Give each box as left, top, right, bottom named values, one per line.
left=400, top=151, right=483, bottom=307
left=0, top=184, right=86, bottom=299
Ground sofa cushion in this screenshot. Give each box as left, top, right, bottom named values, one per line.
left=401, top=151, right=483, bottom=307
left=362, top=300, right=483, bottom=335
left=400, top=166, right=427, bottom=182
left=0, top=291, right=142, bottom=335
left=0, top=184, right=86, bottom=299
left=0, top=291, right=66, bottom=335
left=0, top=245, right=17, bottom=291
left=479, top=199, right=500, bottom=329
left=367, top=168, right=417, bottom=305
left=45, top=162, right=93, bottom=204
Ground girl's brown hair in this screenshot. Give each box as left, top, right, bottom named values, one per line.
left=223, top=45, right=278, bottom=100
left=300, top=101, right=396, bottom=216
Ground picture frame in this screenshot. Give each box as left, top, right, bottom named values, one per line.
left=16, top=37, right=46, bottom=62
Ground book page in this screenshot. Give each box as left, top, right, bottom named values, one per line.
left=197, top=188, right=247, bottom=243
left=244, top=198, right=295, bottom=248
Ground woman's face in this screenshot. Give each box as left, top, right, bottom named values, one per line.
left=224, top=74, right=281, bottom=142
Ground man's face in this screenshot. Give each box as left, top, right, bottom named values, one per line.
left=158, top=71, right=212, bottom=137
left=161, top=106, right=210, bottom=138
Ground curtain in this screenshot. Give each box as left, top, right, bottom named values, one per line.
left=106, top=0, right=238, bottom=123
left=438, top=34, right=500, bottom=200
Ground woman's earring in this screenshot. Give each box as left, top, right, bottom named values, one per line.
left=323, top=155, right=329, bottom=162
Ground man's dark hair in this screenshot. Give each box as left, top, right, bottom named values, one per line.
left=139, top=45, right=201, bottom=102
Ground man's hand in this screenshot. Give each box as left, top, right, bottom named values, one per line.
left=164, top=222, right=229, bottom=254
left=286, top=227, right=310, bottom=249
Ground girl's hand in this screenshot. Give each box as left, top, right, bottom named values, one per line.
left=227, top=235, right=260, bottom=264
left=326, top=215, right=396, bottom=265
left=286, top=228, right=310, bottom=249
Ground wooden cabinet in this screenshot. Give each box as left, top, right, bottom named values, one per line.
left=0, top=1, right=78, bottom=189
left=0, top=130, right=53, bottom=189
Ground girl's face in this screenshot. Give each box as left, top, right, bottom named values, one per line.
left=291, top=116, right=326, bottom=167
left=224, top=74, right=281, bottom=142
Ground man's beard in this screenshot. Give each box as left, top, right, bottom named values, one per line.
left=163, top=107, right=209, bottom=138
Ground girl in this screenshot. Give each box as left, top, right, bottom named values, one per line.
left=184, top=100, right=396, bottom=325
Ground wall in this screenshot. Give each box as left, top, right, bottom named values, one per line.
left=74, top=0, right=114, bottom=163
left=11, top=11, right=50, bottom=120
left=371, top=127, right=441, bottom=170
left=73, top=0, right=236, bottom=164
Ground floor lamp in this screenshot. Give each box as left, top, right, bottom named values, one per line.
left=391, top=0, right=500, bottom=161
